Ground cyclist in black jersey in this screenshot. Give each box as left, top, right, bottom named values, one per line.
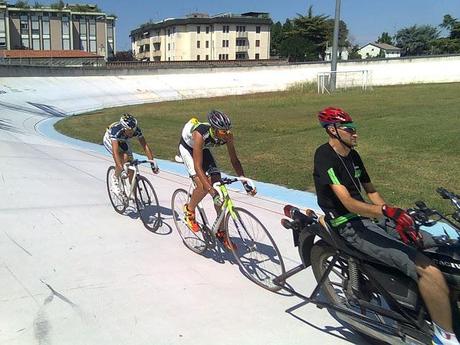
left=103, top=113, right=159, bottom=196
left=313, top=107, right=457, bottom=345
left=178, top=110, right=256, bottom=250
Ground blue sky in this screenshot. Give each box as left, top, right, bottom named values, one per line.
left=40, top=1, right=460, bottom=50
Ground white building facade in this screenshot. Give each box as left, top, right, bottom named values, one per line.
left=130, top=12, right=272, bottom=61
left=358, top=43, right=401, bottom=59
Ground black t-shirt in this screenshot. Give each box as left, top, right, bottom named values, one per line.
left=313, top=143, right=370, bottom=223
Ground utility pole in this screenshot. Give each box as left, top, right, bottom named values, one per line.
left=330, top=0, right=341, bottom=92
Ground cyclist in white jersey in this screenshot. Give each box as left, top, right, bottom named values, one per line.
left=103, top=113, right=159, bottom=196
left=178, top=110, right=256, bottom=250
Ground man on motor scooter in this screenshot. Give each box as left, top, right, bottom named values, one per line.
left=313, top=107, right=458, bottom=345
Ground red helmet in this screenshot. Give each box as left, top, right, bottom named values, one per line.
left=318, top=107, right=353, bottom=128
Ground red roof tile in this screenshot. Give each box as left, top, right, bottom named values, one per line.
left=2, top=50, right=103, bottom=58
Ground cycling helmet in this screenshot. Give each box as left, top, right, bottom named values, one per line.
left=120, top=113, right=138, bottom=130
left=318, top=107, right=353, bottom=128
left=207, top=110, right=232, bottom=130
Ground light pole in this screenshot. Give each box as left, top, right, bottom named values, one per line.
left=330, top=0, right=341, bottom=92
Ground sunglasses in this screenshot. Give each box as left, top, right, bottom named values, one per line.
left=216, top=129, right=231, bottom=136
left=338, top=126, right=357, bottom=134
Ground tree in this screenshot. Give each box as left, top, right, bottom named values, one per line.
left=325, top=19, right=350, bottom=49
left=50, top=0, right=64, bottom=10
left=285, top=6, right=330, bottom=61
left=270, top=21, right=283, bottom=57
left=14, top=0, right=30, bottom=8
left=394, top=25, right=439, bottom=56
left=440, top=14, right=460, bottom=39
left=348, top=45, right=362, bottom=59
left=109, top=51, right=134, bottom=62
left=377, top=32, right=393, bottom=45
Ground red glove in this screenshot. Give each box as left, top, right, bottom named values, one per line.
left=382, top=205, right=423, bottom=247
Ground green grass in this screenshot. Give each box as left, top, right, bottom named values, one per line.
left=55, top=83, right=460, bottom=213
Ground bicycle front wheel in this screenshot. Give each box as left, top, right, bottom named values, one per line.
left=225, top=207, right=286, bottom=292
left=171, top=188, right=207, bottom=254
left=106, top=166, right=127, bottom=214
left=135, top=176, right=161, bottom=232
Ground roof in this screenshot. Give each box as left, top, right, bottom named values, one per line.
left=359, top=42, right=401, bottom=51
left=131, top=13, right=272, bottom=37
left=2, top=50, right=104, bottom=58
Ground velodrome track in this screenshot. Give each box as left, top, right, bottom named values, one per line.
left=0, top=75, right=369, bottom=345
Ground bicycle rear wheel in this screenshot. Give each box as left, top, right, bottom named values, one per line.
left=171, top=188, right=207, bottom=254
left=135, top=175, right=161, bottom=232
left=225, top=207, right=286, bottom=292
left=106, top=166, right=127, bottom=214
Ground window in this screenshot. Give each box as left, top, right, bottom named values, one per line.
left=236, top=25, right=246, bottom=32
left=222, top=40, right=229, bottom=47
left=89, top=19, right=96, bottom=53
left=206, top=26, right=209, bottom=34
left=197, top=40, right=200, bottom=48
left=256, top=40, right=260, bottom=47
left=107, top=21, right=114, bottom=55
left=0, top=13, right=6, bottom=48
left=31, top=16, right=40, bottom=35
left=197, top=55, right=200, bottom=60
left=255, top=53, right=260, bottom=60
left=20, top=15, right=29, bottom=35
left=206, top=55, right=209, bottom=60
left=167, top=29, right=170, bottom=36
left=256, top=26, right=261, bottom=33
left=42, top=16, right=50, bottom=35
left=79, top=19, right=87, bottom=51
left=206, top=40, right=209, bottom=48
left=43, top=39, right=50, bottom=50
left=236, top=39, right=246, bottom=46
left=62, top=16, right=70, bottom=50
left=196, top=26, right=200, bottom=34
left=168, top=43, right=170, bottom=51
left=236, top=52, right=246, bottom=60
left=222, top=25, right=229, bottom=33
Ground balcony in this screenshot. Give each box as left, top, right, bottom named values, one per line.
left=236, top=31, right=248, bottom=38
left=151, top=36, right=161, bottom=44
left=235, top=45, right=249, bottom=52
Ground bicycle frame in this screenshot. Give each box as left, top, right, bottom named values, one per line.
left=120, top=159, right=156, bottom=199
left=185, top=177, right=252, bottom=238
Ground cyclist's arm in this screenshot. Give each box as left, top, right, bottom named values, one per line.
left=192, top=131, right=214, bottom=192
left=331, top=184, right=384, bottom=218
left=225, top=134, right=244, bottom=177
left=111, top=140, right=124, bottom=172
left=138, top=136, right=154, bottom=160
left=362, top=182, right=385, bottom=206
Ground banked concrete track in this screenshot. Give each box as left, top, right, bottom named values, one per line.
left=0, top=74, right=368, bottom=345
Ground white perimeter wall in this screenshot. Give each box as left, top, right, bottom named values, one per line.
left=0, top=55, right=459, bottom=115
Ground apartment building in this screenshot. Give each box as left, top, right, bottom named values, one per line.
left=0, top=2, right=116, bottom=59
left=130, top=12, right=272, bottom=61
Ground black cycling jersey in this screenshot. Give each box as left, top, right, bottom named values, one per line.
left=313, top=143, right=370, bottom=226
left=107, top=122, right=143, bottom=142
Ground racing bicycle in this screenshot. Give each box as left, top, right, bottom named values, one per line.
left=106, top=159, right=161, bottom=232
left=171, top=175, right=286, bottom=292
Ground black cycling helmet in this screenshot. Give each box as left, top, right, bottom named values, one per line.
left=120, top=113, right=138, bottom=130
left=207, top=110, right=232, bottom=130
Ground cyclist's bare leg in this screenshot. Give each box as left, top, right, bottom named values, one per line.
left=188, top=175, right=207, bottom=211
left=123, top=153, right=135, bottom=184
left=210, top=173, right=222, bottom=215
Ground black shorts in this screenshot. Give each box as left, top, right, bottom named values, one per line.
left=337, top=217, right=434, bottom=282
left=179, top=144, right=220, bottom=177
